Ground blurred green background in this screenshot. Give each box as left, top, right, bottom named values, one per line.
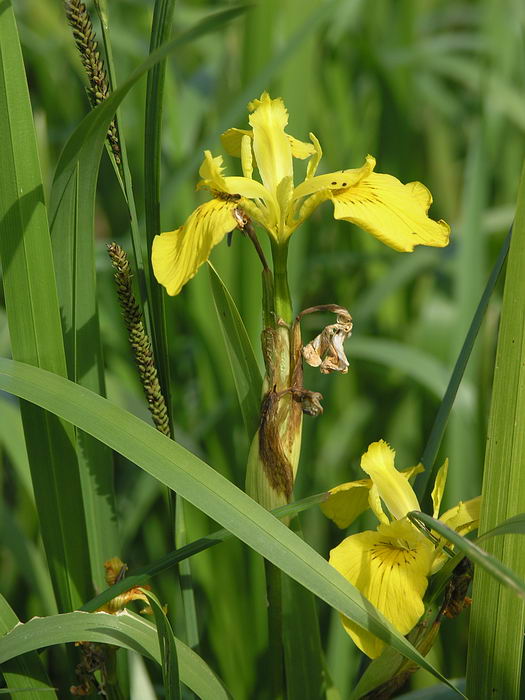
left=2, top=0, right=523, bottom=696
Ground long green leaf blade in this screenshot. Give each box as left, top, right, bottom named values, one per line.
left=0, top=0, right=92, bottom=610
left=143, top=591, right=181, bottom=700
left=409, top=513, right=525, bottom=600
left=0, top=611, right=227, bottom=700
left=209, top=262, right=262, bottom=437
left=81, top=492, right=328, bottom=612
left=0, top=595, right=57, bottom=699
left=466, top=162, right=525, bottom=698
left=0, top=357, right=463, bottom=692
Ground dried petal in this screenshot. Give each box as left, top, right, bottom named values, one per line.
left=302, top=312, right=353, bottom=374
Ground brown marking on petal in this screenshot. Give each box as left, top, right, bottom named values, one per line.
left=213, top=190, right=241, bottom=201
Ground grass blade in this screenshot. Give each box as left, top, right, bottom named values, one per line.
left=144, top=0, right=201, bottom=652
left=409, top=512, right=525, bottom=600
left=466, top=164, right=525, bottom=697
left=0, top=611, right=228, bottom=700
left=143, top=590, right=181, bottom=700
left=415, top=230, right=511, bottom=505
left=208, top=262, right=263, bottom=437
left=0, top=357, right=464, bottom=692
left=0, top=0, right=92, bottom=610
left=0, top=594, right=57, bottom=698
left=478, top=513, right=525, bottom=540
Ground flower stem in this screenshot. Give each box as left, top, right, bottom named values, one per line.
left=271, top=240, right=293, bottom=324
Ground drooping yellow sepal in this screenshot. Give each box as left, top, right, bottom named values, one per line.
left=330, top=166, right=450, bottom=252
left=329, top=519, right=433, bottom=658
left=151, top=199, right=238, bottom=296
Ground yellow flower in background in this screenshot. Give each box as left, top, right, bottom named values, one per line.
left=152, top=93, right=450, bottom=296
left=324, top=440, right=480, bottom=659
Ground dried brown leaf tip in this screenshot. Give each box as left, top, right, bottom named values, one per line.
left=300, top=305, right=353, bottom=374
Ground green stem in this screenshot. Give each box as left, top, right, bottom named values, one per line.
left=264, top=560, right=285, bottom=700
left=271, top=240, right=293, bottom=324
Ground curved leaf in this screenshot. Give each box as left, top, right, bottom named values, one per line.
left=0, top=357, right=460, bottom=692
left=409, top=512, right=525, bottom=599
left=479, top=513, right=525, bottom=541
left=0, top=611, right=227, bottom=700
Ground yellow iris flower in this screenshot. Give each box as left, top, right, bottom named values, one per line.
left=323, top=440, right=480, bottom=659
left=152, top=92, right=450, bottom=296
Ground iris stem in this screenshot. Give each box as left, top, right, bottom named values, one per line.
left=271, top=240, right=293, bottom=324
left=264, top=560, right=285, bottom=700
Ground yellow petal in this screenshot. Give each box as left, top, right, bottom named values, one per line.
left=288, top=134, right=316, bottom=159
left=241, top=134, right=253, bottom=179
left=329, top=519, right=433, bottom=658
left=431, top=459, right=449, bottom=518
left=440, top=496, right=481, bottom=535
left=248, top=92, right=293, bottom=195
left=221, top=128, right=252, bottom=157
left=330, top=167, right=450, bottom=252
left=403, top=463, right=425, bottom=481
left=306, top=132, right=322, bottom=179
left=321, top=464, right=423, bottom=529
left=293, top=155, right=375, bottom=201
left=221, top=127, right=315, bottom=160
left=198, top=150, right=229, bottom=191
left=320, top=478, right=372, bottom=528
left=368, top=483, right=389, bottom=525
left=151, top=199, right=238, bottom=296
left=430, top=496, right=481, bottom=574
left=361, top=440, right=420, bottom=520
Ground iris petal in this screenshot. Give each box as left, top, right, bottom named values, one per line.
left=248, top=93, right=293, bottom=195
left=361, top=440, right=420, bottom=520
left=320, top=479, right=372, bottom=529
left=331, top=170, right=450, bottom=252
left=293, top=155, right=374, bottom=201
left=221, top=127, right=315, bottom=160
left=152, top=199, right=238, bottom=296
left=322, top=464, right=424, bottom=529
left=329, top=519, right=433, bottom=658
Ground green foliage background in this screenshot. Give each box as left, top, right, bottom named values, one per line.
left=1, top=0, right=524, bottom=697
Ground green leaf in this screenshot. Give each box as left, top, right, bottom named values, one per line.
left=466, top=166, right=525, bottom=698
left=0, top=398, right=32, bottom=501
left=409, top=512, right=525, bottom=599
left=208, top=262, right=263, bottom=437
left=0, top=357, right=462, bottom=693
left=81, top=493, right=328, bottom=613
left=282, top=553, right=325, bottom=699
left=142, top=590, right=181, bottom=700
left=144, top=0, right=177, bottom=391
left=415, top=230, right=511, bottom=505
left=0, top=611, right=228, bottom=700
left=0, top=0, right=92, bottom=610
left=396, top=680, right=466, bottom=699
left=479, top=513, right=525, bottom=541
left=0, top=594, right=57, bottom=699
left=49, top=2, right=247, bottom=592
left=144, top=0, right=201, bottom=652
